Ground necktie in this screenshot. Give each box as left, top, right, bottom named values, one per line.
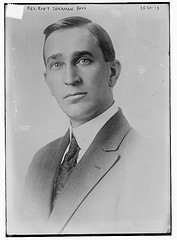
left=51, top=136, right=80, bottom=210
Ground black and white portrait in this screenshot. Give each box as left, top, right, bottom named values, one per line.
left=5, top=3, right=170, bottom=236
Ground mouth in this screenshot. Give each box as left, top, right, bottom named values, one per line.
left=64, top=92, right=87, bottom=99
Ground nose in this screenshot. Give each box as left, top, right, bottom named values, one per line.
left=64, top=64, right=81, bottom=86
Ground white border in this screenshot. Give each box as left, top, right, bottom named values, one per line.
left=1, top=1, right=176, bottom=239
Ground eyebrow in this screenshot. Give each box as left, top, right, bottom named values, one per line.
left=47, top=53, right=63, bottom=64
left=72, top=51, right=94, bottom=59
left=47, top=51, right=94, bottom=64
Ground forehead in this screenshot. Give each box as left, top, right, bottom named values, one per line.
left=44, top=27, right=102, bottom=60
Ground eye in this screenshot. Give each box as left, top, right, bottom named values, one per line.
left=50, top=62, right=64, bottom=70
left=77, top=57, right=91, bottom=66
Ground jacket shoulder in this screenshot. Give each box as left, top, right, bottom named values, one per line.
left=26, top=137, right=63, bottom=182
left=33, top=137, right=62, bottom=163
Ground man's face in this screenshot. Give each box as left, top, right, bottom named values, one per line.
left=44, top=27, right=114, bottom=127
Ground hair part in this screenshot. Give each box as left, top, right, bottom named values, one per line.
left=43, top=16, right=115, bottom=65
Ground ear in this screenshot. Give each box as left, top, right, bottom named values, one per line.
left=44, top=72, right=54, bottom=96
left=109, top=60, right=121, bottom=87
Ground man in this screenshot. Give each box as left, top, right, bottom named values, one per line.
left=22, top=16, right=169, bottom=234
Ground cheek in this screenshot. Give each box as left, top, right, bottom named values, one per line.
left=86, top=69, right=109, bottom=91
left=84, top=65, right=108, bottom=86
left=48, top=72, right=60, bottom=86
left=47, top=74, right=63, bottom=98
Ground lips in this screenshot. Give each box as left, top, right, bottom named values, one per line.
left=64, top=92, right=87, bottom=99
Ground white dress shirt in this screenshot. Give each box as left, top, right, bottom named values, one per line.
left=62, top=102, right=119, bottom=163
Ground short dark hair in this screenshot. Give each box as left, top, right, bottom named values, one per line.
left=43, top=16, right=115, bottom=65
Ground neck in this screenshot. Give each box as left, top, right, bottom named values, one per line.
left=70, top=101, right=115, bottom=128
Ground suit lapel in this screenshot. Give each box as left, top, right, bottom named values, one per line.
left=54, top=130, right=70, bottom=167
left=47, top=109, right=131, bottom=233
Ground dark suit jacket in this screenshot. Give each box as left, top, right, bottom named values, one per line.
left=22, top=109, right=169, bottom=234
